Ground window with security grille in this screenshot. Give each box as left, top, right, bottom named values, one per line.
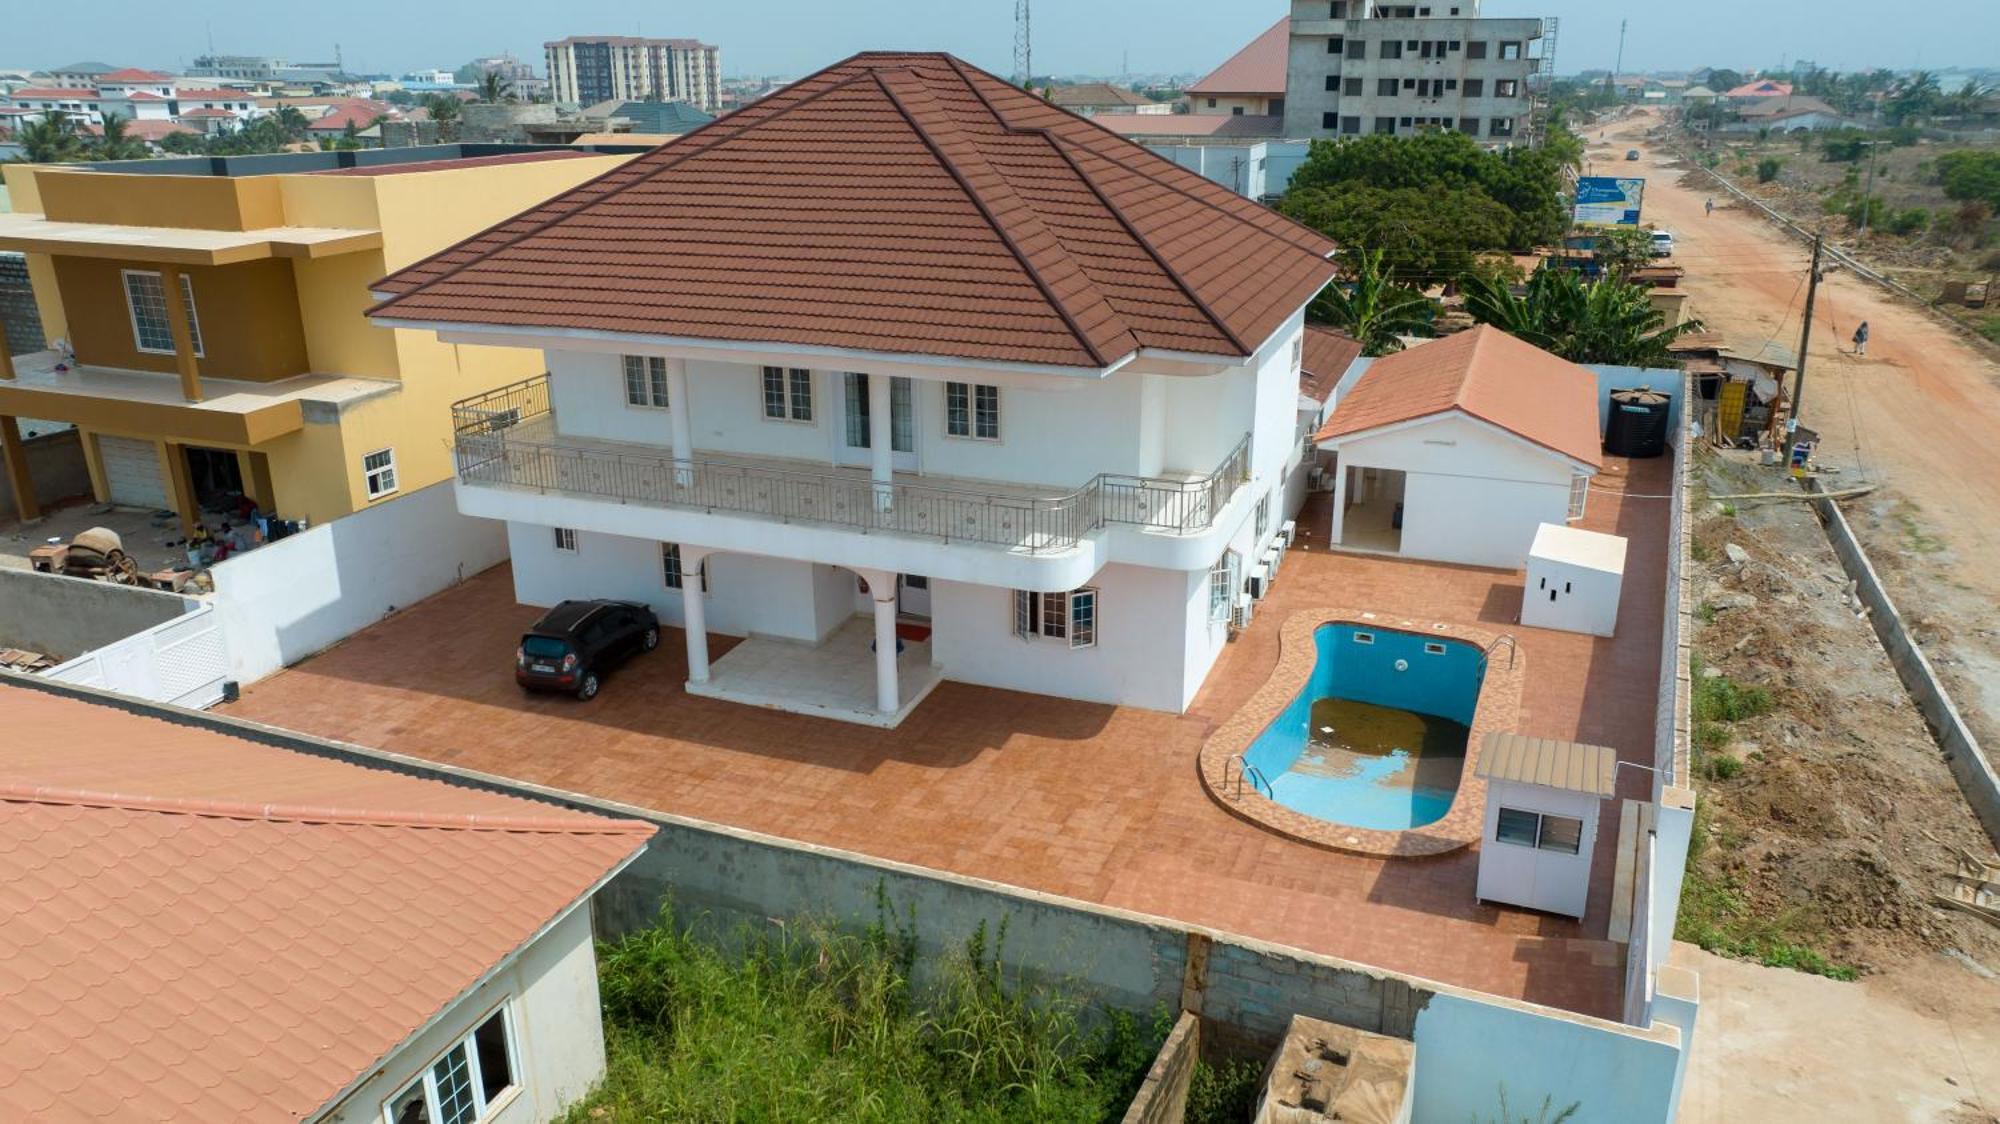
left=122, top=270, right=203, bottom=356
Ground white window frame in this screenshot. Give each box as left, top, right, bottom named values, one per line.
left=1254, top=492, right=1271, bottom=541
left=121, top=269, right=203, bottom=357
left=381, top=1004, right=520, bottom=1124
left=1494, top=807, right=1584, bottom=855
left=1208, top=550, right=1240, bottom=623
left=761, top=366, right=814, bottom=422
left=945, top=381, right=1001, bottom=441
left=553, top=527, right=578, bottom=553
left=622, top=354, right=669, bottom=409
left=1011, top=587, right=1098, bottom=649
left=362, top=447, right=398, bottom=500
left=1567, top=472, right=1590, bottom=522
left=661, top=542, right=706, bottom=591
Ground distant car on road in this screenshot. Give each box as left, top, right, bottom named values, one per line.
left=516, top=599, right=659, bottom=700
left=1650, top=229, right=1675, bottom=257
left=1625, top=149, right=1642, bottom=160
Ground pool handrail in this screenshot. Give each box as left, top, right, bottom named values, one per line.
left=1480, top=633, right=1519, bottom=670
left=1225, top=753, right=1276, bottom=801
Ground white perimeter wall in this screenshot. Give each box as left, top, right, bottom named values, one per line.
left=1337, top=414, right=1579, bottom=570
left=324, top=905, right=608, bottom=1124
left=210, top=479, right=509, bottom=684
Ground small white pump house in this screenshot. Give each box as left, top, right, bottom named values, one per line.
left=1313, top=326, right=1604, bottom=570
left=1521, top=522, right=1628, bottom=637
left=1474, top=732, right=1619, bottom=919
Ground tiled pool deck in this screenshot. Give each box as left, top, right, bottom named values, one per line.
left=223, top=453, right=1672, bottom=1021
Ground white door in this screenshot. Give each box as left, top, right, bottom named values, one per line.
left=838, top=373, right=917, bottom=471
left=898, top=574, right=932, bottom=619
left=98, top=436, right=169, bottom=510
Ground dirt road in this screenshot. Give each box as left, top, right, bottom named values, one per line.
left=1596, top=111, right=2000, bottom=735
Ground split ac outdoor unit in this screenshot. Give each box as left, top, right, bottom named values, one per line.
left=1279, top=519, right=1297, bottom=547
left=1230, top=593, right=1254, bottom=630
left=1247, top=564, right=1270, bottom=601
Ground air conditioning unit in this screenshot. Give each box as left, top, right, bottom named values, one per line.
left=1247, top=563, right=1270, bottom=601
left=1263, top=544, right=1282, bottom=578
left=1230, top=594, right=1254, bottom=630
left=1278, top=519, right=1297, bottom=547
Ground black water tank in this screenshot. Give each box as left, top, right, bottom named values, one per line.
left=1605, top=386, right=1672, bottom=458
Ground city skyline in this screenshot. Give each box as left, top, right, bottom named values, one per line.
left=7, top=1, right=1997, bottom=85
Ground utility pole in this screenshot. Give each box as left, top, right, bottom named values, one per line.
left=1789, top=233, right=1824, bottom=435
left=1605, top=19, right=1627, bottom=100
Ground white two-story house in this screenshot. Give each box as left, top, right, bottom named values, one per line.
left=368, top=52, right=1337, bottom=726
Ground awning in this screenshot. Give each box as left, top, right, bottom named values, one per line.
left=1475, top=732, right=1619, bottom=796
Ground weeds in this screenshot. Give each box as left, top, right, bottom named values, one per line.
left=568, top=898, right=1164, bottom=1122
left=1185, top=1056, right=1265, bottom=1124
left=1677, top=802, right=1859, bottom=982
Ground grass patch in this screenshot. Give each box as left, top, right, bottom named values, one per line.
left=565, top=899, right=1166, bottom=1122
left=1677, top=793, right=1858, bottom=981
left=1690, top=537, right=1712, bottom=564
left=1692, top=656, right=1773, bottom=724
left=1892, top=506, right=1947, bottom=554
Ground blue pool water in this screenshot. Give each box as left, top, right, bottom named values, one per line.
left=1241, top=625, right=1485, bottom=831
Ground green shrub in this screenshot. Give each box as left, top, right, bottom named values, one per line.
left=1938, top=150, right=2000, bottom=209
left=1693, top=668, right=1774, bottom=723
left=1186, top=1057, right=1266, bottom=1124
left=1755, top=157, right=1783, bottom=183
left=1885, top=207, right=1930, bottom=236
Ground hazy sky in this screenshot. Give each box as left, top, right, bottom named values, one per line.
left=9, top=1, right=1996, bottom=81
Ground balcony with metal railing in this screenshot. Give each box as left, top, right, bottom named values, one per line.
left=450, top=374, right=1253, bottom=556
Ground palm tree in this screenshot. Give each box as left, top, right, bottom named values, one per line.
left=423, top=93, right=463, bottom=142
left=474, top=70, right=513, bottom=104
left=273, top=105, right=310, bottom=143
left=1460, top=268, right=1702, bottom=367
left=15, top=111, right=82, bottom=163
left=92, top=113, right=147, bottom=160
left=1308, top=249, right=1436, bottom=356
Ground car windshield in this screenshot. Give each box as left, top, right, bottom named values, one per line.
left=522, top=635, right=570, bottom=659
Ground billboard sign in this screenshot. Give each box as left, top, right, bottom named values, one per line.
left=1574, top=176, right=1645, bottom=225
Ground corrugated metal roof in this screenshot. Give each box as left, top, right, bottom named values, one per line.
left=1475, top=732, right=1619, bottom=796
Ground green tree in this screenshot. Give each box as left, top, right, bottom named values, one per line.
left=273, top=105, right=310, bottom=142
left=1306, top=249, right=1436, bottom=356
left=90, top=113, right=148, bottom=161
left=1461, top=267, right=1701, bottom=366
left=474, top=70, right=513, bottom=104
left=423, top=93, right=463, bottom=142
left=1587, top=226, right=1656, bottom=281
left=14, top=112, right=84, bottom=163
left=1756, top=156, right=1783, bottom=183
left=1937, top=150, right=2000, bottom=209
left=1884, top=71, right=1942, bottom=125
left=1283, top=129, right=1569, bottom=249
left=1278, top=182, right=1515, bottom=285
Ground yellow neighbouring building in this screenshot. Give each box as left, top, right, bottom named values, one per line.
left=0, top=145, right=645, bottom=533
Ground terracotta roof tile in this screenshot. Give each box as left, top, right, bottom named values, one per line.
left=1188, top=17, right=1289, bottom=97
left=1299, top=326, right=1362, bottom=402
left=370, top=52, right=1336, bottom=369
left=0, top=686, right=652, bottom=1122
left=1313, top=325, right=1604, bottom=467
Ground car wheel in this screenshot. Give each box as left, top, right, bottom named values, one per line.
left=576, top=670, right=600, bottom=701
left=642, top=627, right=660, bottom=651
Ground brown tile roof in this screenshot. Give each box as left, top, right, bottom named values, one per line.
left=1313, top=325, right=1604, bottom=468
left=1188, top=17, right=1289, bottom=97
left=0, top=685, right=652, bottom=1123
left=1299, top=326, right=1362, bottom=403
left=1046, top=82, right=1154, bottom=109
left=369, top=52, right=1337, bottom=370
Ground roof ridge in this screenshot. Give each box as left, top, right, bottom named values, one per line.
left=949, top=56, right=1246, bottom=356
left=0, top=781, right=658, bottom=836
left=370, top=67, right=885, bottom=309
left=871, top=64, right=1125, bottom=368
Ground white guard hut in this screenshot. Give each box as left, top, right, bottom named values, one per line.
left=1313, top=326, right=1604, bottom=570
left=1521, top=522, right=1628, bottom=637
left=1474, top=732, right=1619, bottom=919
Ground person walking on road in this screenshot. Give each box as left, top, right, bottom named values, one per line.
left=1705, top=198, right=1715, bottom=217
left=1853, top=321, right=1870, bottom=356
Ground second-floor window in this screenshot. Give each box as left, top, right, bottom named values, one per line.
left=122, top=269, right=203, bottom=356
left=761, top=366, right=814, bottom=421
left=622, top=355, right=669, bottom=408
left=1255, top=492, right=1271, bottom=540
left=945, top=382, right=1000, bottom=440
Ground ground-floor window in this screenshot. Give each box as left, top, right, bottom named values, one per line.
left=554, top=527, right=578, bottom=553
left=660, top=542, right=706, bottom=591
left=383, top=1006, right=517, bottom=1124
left=1208, top=550, right=1239, bottom=622
left=1494, top=807, right=1584, bottom=855
left=1012, top=587, right=1098, bottom=649
left=1567, top=472, right=1590, bottom=521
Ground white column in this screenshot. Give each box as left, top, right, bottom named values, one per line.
left=680, top=546, right=711, bottom=683
left=859, top=567, right=899, bottom=714
left=1329, top=460, right=1348, bottom=549
left=667, top=358, right=694, bottom=488
left=867, top=372, right=894, bottom=512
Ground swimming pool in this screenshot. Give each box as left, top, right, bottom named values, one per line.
left=1240, top=624, right=1485, bottom=831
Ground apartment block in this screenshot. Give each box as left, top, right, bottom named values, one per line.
left=0, top=145, right=642, bottom=534
left=543, top=36, right=722, bottom=112
left=1281, top=1, right=1542, bottom=144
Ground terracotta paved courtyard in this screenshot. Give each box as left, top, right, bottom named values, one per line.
left=224, top=453, right=1673, bottom=1021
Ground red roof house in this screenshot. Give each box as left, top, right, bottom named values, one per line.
left=1188, top=17, right=1289, bottom=109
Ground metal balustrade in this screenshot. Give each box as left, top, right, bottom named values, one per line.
left=451, top=374, right=1251, bottom=554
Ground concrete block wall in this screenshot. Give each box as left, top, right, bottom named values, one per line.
left=1809, top=480, right=2000, bottom=847
left=0, top=428, right=93, bottom=520
left=1121, top=1011, right=1201, bottom=1124
left=0, top=568, right=193, bottom=661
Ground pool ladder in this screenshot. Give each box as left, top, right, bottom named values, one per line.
left=1479, top=633, right=1519, bottom=670
left=1225, top=754, right=1276, bottom=801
